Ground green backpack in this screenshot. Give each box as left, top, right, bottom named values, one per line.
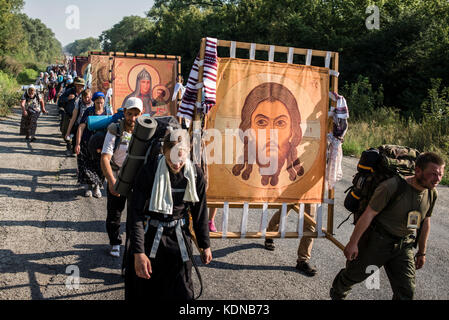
left=342, top=145, right=420, bottom=226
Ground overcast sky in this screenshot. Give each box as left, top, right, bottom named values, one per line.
left=22, top=0, right=154, bottom=47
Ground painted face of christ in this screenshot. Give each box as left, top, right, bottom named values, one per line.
left=232, top=82, right=305, bottom=187
left=251, top=99, right=292, bottom=166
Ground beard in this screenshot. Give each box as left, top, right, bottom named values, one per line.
left=415, top=173, right=433, bottom=189
left=125, top=119, right=135, bottom=131
left=255, top=142, right=289, bottom=176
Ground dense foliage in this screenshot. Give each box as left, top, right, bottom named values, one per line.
left=64, top=37, right=102, bottom=56
left=0, top=0, right=63, bottom=115
left=122, top=0, right=449, bottom=120
left=99, top=16, right=152, bottom=52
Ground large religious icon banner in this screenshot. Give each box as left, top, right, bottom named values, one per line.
left=74, top=56, right=88, bottom=79
left=111, top=57, right=178, bottom=115
left=206, top=58, right=329, bottom=203
left=88, top=53, right=111, bottom=94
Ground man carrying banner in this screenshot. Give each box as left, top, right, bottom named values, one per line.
left=264, top=204, right=318, bottom=277
left=100, top=97, right=143, bottom=257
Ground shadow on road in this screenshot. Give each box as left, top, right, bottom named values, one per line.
left=0, top=220, right=125, bottom=233
left=197, top=243, right=298, bottom=273
left=0, top=244, right=124, bottom=300
left=0, top=136, right=65, bottom=147
left=0, top=168, right=79, bottom=202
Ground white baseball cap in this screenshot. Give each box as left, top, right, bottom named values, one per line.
left=124, top=97, right=143, bottom=112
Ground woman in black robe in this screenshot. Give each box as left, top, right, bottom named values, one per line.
left=125, top=132, right=212, bottom=301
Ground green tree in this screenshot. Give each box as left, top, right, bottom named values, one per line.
left=18, top=14, right=63, bottom=64
left=0, top=0, right=25, bottom=55
left=100, top=15, right=152, bottom=52
left=128, top=0, right=449, bottom=119
left=65, top=37, right=101, bottom=56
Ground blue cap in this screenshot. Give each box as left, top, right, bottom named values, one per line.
left=92, top=92, right=105, bottom=101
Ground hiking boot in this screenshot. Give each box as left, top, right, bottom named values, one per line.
left=295, top=261, right=317, bottom=277
left=208, top=220, right=217, bottom=232
left=330, top=287, right=345, bottom=300
left=264, top=239, right=275, bottom=251
left=93, top=185, right=102, bottom=198
left=110, top=245, right=120, bottom=258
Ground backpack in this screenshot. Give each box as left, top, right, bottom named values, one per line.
left=108, top=120, right=126, bottom=171
left=87, top=120, right=124, bottom=163
left=115, top=116, right=182, bottom=197
left=341, top=145, right=421, bottom=228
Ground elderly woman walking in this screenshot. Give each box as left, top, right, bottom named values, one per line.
left=20, top=85, right=48, bottom=141
left=75, top=92, right=107, bottom=198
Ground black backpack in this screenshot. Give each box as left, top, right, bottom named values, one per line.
left=87, top=120, right=124, bottom=162
left=341, top=145, right=421, bottom=227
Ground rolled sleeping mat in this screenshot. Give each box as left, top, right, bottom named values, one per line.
left=21, top=85, right=44, bottom=91
left=114, top=115, right=158, bottom=196
left=87, top=108, right=124, bottom=131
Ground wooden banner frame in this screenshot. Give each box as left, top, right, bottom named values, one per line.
left=191, top=38, right=344, bottom=251
left=89, top=51, right=183, bottom=114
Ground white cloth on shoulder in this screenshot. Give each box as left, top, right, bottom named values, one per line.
left=149, top=155, right=199, bottom=215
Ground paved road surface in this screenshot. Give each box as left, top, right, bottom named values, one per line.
left=1, top=104, right=448, bottom=300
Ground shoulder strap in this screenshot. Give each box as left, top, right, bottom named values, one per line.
left=384, top=176, right=408, bottom=211
left=427, top=188, right=437, bottom=217
left=414, top=188, right=437, bottom=249
left=193, top=162, right=198, bottom=179
left=113, top=122, right=122, bottom=153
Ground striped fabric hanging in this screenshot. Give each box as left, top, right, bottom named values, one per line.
left=177, top=37, right=218, bottom=120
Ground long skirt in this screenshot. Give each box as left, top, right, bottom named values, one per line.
left=124, top=223, right=195, bottom=301
left=77, top=140, right=104, bottom=186
left=48, top=87, right=56, bottom=102
left=20, top=109, right=40, bottom=137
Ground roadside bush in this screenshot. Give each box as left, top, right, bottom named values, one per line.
left=0, top=56, right=24, bottom=77
left=23, top=61, right=46, bottom=73
left=340, top=75, right=384, bottom=120
left=17, top=68, right=38, bottom=85
left=0, top=71, right=21, bottom=117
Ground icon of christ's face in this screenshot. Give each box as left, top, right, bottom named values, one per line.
left=250, top=99, right=292, bottom=168
left=232, top=82, right=304, bottom=187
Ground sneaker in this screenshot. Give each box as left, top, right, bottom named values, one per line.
left=264, top=239, right=275, bottom=251
left=93, top=185, right=102, bottom=198
left=208, top=220, right=217, bottom=232
left=110, top=245, right=120, bottom=257
left=84, top=189, right=92, bottom=197
left=295, top=261, right=317, bottom=277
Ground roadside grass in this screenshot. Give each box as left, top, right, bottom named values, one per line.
left=343, top=116, right=449, bottom=185
left=0, top=71, right=21, bottom=117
